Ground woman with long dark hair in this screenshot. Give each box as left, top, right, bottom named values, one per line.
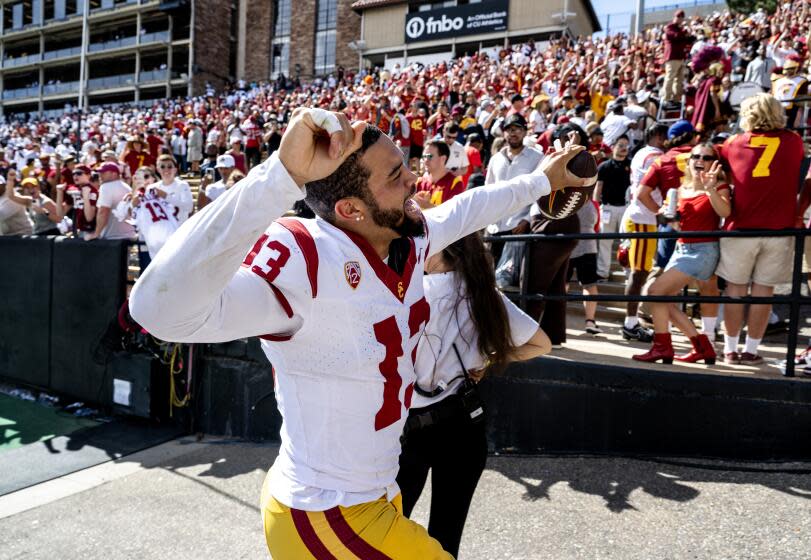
left=397, top=232, right=551, bottom=557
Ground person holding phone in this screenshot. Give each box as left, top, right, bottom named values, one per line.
left=198, top=154, right=235, bottom=209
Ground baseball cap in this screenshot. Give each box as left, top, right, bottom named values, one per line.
left=502, top=113, right=528, bottom=130
left=216, top=154, right=235, bottom=168
left=98, top=162, right=121, bottom=174
left=73, top=164, right=92, bottom=175
left=21, top=177, right=39, bottom=188
left=667, top=120, right=694, bottom=139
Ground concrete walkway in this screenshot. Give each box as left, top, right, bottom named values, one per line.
left=2, top=437, right=810, bottom=559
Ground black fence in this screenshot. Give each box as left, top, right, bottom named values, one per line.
left=486, top=227, right=810, bottom=377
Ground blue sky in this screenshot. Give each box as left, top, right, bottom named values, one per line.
left=590, top=0, right=713, bottom=35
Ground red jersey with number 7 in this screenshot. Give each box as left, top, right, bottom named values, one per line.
left=720, top=129, right=804, bottom=230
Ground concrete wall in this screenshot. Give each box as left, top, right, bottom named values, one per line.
left=632, top=2, right=726, bottom=31
left=362, top=4, right=407, bottom=51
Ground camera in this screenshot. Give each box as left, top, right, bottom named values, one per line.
left=205, top=168, right=215, bottom=179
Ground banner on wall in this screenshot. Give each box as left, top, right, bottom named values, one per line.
left=404, top=0, right=509, bottom=44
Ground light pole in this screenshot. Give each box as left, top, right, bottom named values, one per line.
left=635, top=0, right=645, bottom=36
left=76, top=0, right=89, bottom=153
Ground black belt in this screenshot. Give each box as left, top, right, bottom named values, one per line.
left=404, top=394, right=465, bottom=432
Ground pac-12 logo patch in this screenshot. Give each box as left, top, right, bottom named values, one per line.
left=344, top=261, right=361, bottom=289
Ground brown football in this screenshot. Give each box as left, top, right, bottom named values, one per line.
left=536, top=151, right=597, bottom=220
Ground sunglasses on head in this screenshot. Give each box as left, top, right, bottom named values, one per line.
left=690, top=154, right=717, bottom=161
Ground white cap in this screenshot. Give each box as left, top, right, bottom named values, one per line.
left=216, top=154, right=235, bottom=168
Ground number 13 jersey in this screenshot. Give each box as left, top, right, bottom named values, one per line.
left=246, top=216, right=431, bottom=511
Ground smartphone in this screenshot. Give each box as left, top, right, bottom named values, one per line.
left=205, top=168, right=215, bottom=180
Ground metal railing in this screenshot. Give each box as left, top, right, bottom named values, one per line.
left=87, top=74, right=135, bottom=89
left=140, top=30, right=171, bottom=44
left=2, top=86, right=40, bottom=100
left=88, top=35, right=137, bottom=53
left=2, top=53, right=42, bottom=68
left=487, top=228, right=811, bottom=377
left=43, top=46, right=83, bottom=60
left=43, top=81, right=80, bottom=95
left=139, top=69, right=169, bottom=83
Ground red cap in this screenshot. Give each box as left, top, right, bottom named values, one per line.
left=98, top=162, right=121, bottom=175
left=74, top=164, right=92, bottom=175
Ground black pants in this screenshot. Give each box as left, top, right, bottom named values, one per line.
left=525, top=238, right=578, bottom=344
left=397, top=400, right=487, bottom=558
left=245, top=146, right=261, bottom=169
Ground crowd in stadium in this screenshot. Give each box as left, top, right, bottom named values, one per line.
left=2, top=0, right=811, bottom=369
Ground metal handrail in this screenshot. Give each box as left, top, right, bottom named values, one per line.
left=485, top=228, right=810, bottom=377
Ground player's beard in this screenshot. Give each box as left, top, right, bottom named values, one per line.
left=364, top=188, right=425, bottom=238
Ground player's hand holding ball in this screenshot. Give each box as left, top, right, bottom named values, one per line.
left=279, top=108, right=366, bottom=188
left=538, top=139, right=597, bottom=192
left=534, top=135, right=598, bottom=220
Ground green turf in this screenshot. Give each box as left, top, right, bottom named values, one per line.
left=0, top=393, right=99, bottom=454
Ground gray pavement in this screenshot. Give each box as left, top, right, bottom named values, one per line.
left=1, top=438, right=810, bottom=560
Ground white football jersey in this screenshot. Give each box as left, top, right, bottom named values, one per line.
left=245, top=217, right=431, bottom=510
left=133, top=190, right=179, bottom=258
left=130, top=152, right=551, bottom=512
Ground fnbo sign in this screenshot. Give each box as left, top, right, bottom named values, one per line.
left=404, top=0, right=509, bottom=44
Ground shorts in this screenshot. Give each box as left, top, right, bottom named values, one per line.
left=567, top=253, right=600, bottom=286
left=664, top=241, right=719, bottom=281
left=623, top=217, right=657, bottom=272
left=716, top=236, right=794, bottom=286
left=409, top=144, right=424, bottom=160
left=261, top=474, right=451, bottom=560
left=804, top=236, right=811, bottom=274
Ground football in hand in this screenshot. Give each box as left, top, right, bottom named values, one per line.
left=536, top=151, right=597, bottom=220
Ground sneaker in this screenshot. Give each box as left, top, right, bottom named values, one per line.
left=622, top=324, right=653, bottom=342
left=739, top=352, right=764, bottom=365
left=795, top=346, right=811, bottom=365
left=724, top=352, right=741, bottom=365
left=585, top=320, right=603, bottom=335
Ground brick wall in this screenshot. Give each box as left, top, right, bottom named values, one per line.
left=244, top=0, right=273, bottom=82
left=289, top=0, right=316, bottom=80
left=336, top=2, right=362, bottom=72
left=192, top=0, right=233, bottom=95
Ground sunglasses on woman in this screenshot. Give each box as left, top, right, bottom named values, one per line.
left=690, top=154, right=717, bottom=161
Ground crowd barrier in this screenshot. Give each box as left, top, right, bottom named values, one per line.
left=488, top=228, right=811, bottom=377
left=0, top=236, right=128, bottom=402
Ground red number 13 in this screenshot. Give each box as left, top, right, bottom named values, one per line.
left=373, top=298, right=429, bottom=431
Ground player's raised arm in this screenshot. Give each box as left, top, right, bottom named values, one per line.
left=424, top=144, right=596, bottom=256
left=129, top=109, right=365, bottom=343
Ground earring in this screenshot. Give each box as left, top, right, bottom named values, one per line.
left=356, top=216, right=362, bottom=221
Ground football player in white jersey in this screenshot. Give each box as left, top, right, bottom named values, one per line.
left=130, top=108, right=594, bottom=559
